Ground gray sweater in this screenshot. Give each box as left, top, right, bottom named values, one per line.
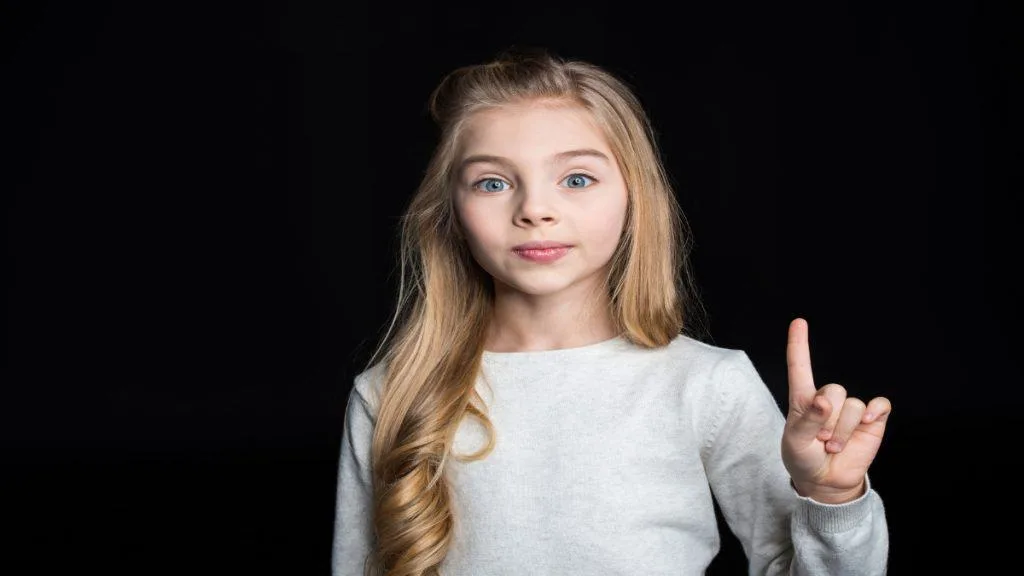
left=332, top=334, right=889, bottom=575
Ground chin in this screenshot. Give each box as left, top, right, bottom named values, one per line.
left=499, top=277, right=577, bottom=296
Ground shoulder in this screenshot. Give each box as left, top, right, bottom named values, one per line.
left=643, top=334, right=771, bottom=411
left=650, top=333, right=759, bottom=381
left=349, top=360, right=388, bottom=417
left=659, top=336, right=781, bottom=449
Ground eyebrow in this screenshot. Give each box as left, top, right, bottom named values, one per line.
left=457, top=148, right=611, bottom=173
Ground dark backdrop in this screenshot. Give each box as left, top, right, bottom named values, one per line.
left=7, top=0, right=1018, bottom=574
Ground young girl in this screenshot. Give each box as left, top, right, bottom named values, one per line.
left=332, top=47, right=892, bottom=576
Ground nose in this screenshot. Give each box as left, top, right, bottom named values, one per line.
left=513, top=183, right=559, bottom=227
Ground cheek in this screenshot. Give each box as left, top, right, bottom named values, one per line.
left=457, top=201, right=502, bottom=250
left=585, top=194, right=629, bottom=251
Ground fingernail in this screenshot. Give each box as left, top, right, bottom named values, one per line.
left=826, top=440, right=843, bottom=452
left=864, top=412, right=875, bottom=422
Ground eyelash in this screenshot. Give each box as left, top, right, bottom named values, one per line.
left=471, top=172, right=599, bottom=193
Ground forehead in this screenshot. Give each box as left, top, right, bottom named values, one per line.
left=458, top=101, right=612, bottom=161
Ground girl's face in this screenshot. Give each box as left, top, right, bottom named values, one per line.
left=453, top=100, right=629, bottom=302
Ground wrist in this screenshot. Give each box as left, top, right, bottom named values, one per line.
left=791, top=478, right=866, bottom=504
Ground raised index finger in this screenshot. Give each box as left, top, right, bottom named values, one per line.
left=787, top=317, right=817, bottom=406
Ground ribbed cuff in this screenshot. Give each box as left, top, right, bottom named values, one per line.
left=791, top=474, right=874, bottom=534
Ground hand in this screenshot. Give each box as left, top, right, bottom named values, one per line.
left=781, top=318, right=892, bottom=504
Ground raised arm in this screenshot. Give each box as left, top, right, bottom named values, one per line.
left=701, top=328, right=890, bottom=575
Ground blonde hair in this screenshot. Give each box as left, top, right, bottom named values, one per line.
left=358, top=46, right=706, bottom=575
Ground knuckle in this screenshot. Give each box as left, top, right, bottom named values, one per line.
left=821, top=382, right=847, bottom=397
left=844, top=397, right=867, bottom=412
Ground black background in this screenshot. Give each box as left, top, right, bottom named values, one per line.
left=7, top=0, right=1018, bottom=574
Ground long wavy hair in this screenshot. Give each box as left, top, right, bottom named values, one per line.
left=358, top=46, right=706, bottom=575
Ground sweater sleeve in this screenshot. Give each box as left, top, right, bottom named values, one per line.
left=331, top=377, right=377, bottom=576
left=699, top=350, right=889, bottom=576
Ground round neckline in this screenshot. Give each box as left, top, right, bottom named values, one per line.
left=481, top=334, right=629, bottom=360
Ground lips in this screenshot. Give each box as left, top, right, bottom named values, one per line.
left=512, top=243, right=573, bottom=263
left=512, top=241, right=573, bottom=250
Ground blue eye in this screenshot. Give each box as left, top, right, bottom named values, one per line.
left=474, top=178, right=509, bottom=193
left=472, top=173, right=597, bottom=193
left=562, top=173, right=596, bottom=188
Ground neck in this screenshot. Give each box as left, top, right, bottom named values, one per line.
left=484, top=280, right=617, bottom=352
